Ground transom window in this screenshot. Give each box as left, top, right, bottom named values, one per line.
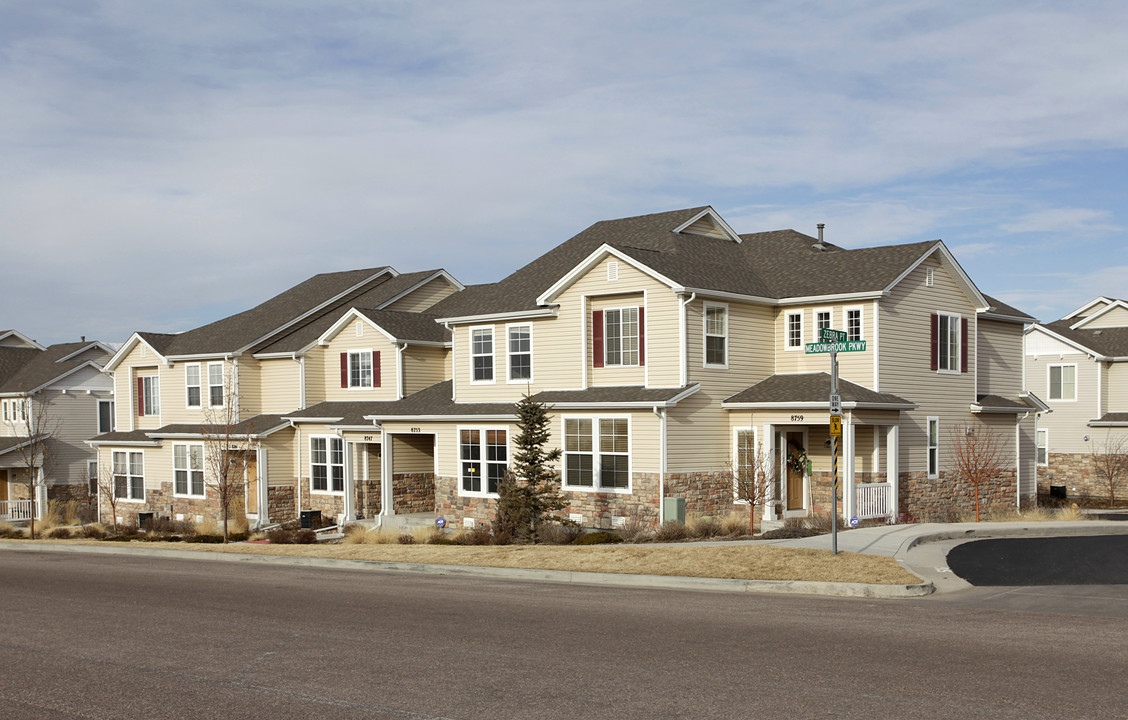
left=471, top=327, right=494, bottom=383
left=460, top=429, right=507, bottom=495
left=937, top=313, right=960, bottom=372
left=786, top=311, right=803, bottom=349
left=311, top=437, right=344, bottom=493
left=508, top=325, right=532, bottom=381
left=1048, top=365, right=1076, bottom=401
left=704, top=304, right=727, bottom=367
left=186, top=364, right=201, bottom=408
left=349, top=351, right=373, bottom=388
left=174, top=443, right=205, bottom=497
left=208, top=363, right=225, bottom=406
left=605, top=308, right=639, bottom=366
left=113, top=450, right=144, bottom=501
left=563, top=418, right=630, bottom=490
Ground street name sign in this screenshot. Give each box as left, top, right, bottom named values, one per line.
left=805, top=340, right=866, bottom=353
left=820, top=328, right=847, bottom=343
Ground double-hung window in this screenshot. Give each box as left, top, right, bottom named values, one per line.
left=460, top=428, right=507, bottom=495
left=113, top=450, right=144, bottom=501
left=98, top=400, right=115, bottom=434
left=1036, top=429, right=1048, bottom=466
left=936, top=313, right=961, bottom=372
left=704, top=304, right=728, bottom=367
left=814, top=309, right=832, bottom=341
left=208, top=363, right=225, bottom=407
left=186, top=364, right=201, bottom=408
left=138, top=375, right=160, bottom=416
left=786, top=311, right=803, bottom=350
left=471, top=327, right=494, bottom=383
left=563, top=418, right=630, bottom=491
left=605, top=308, right=639, bottom=366
left=1048, top=365, right=1076, bottom=401
left=310, top=437, right=344, bottom=493
left=508, top=325, right=532, bottom=382
left=927, top=417, right=939, bottom=479
left=174, top=443, right=205, bottom=497
left=349, top=351, right=373, bottom=388
left=88, top=460, right=98, bottom=496
left=846, top=308, right=863, bottom=342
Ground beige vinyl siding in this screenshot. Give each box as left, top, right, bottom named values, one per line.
left=976, top=318, right=1024, bottom=397
left=1076, top=305, right=1128, bottom=328
left=383, top=422, right=458, bottom=476
left=159, top=359, right=234, bottom=425
left=687, top=298, right=774, bottom=393
left=680, top=215, right=729, bottom=239
left=302, top=347, right=326, bottom=406
left=589, top=292, right=645, bottom=387
left=132, top=366, right=163, bottom=430
left=261, top=430, right=295, bottom=486
left=98, top=445, right=170, bottom=496
left=1106, top=363, right=1128, bottom=411
left=392, top=434, right=435, bottom=474
left=236, top=359, right=261, bottom=417
left=403, top=346, right=448, bottom=395
left=667, top=389, right=730, bottom=473
left=772, top=301, right=877, bottom=388
left=257, top=357, right=302, bottom=413
left=1026, top=352, right=1095, bottom=453
left=879, top=256, right=979, bottom=471
left=112, top=342, right=154, bottom=430
left=320, top=326, right=399, bottom=402
left=382, top=276, right=458, bottom=312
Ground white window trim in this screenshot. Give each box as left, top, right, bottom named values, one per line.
left=506, top=323, right=534, bottom=384
left=309, top=435, right=345, bottom=495
left=140, top=374, right=161, bottom=417
left=457, top=425, right=510, bottom=498
left=185, top=363, right=202, bottom=409
left=844, top=305, right=864, bottom=342
left=98, top=399, right=115, bottom=434
left=172, top=442, right=206, bottom=498
left=785, top=310, right=804, bottom=351
left=603, top=306, right=641, bottom=367
left=207, top=362, right=225, bottom=408
left=561, top=414, right=633, bottom=494
left=936, top=312, right=961, bottom=375
left=927, top=417, right=940, bottom=479
left=347, top=349, right=375, bottom=389
left=731, top=426, right=757, bottom=504
left=702, top=302, right=729, bottom=369
left=1036, top=428, right=1049, bottom=467
left=469, top=325, right=496, bottom=385
left=812, top=307, right=834, bottom=343
left=88, top=460, right=98, bottom=497
left=1047, top=363, right=1077, bottom=402
left=113, top=450, right=145, bottom=503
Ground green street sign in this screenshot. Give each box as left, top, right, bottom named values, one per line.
left=820, top=328, right=847, bottom=343
left=805, top=340, right=867, bottom=353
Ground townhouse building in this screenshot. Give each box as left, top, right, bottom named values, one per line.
left=1024, top=297, right=1128, bottom=498
left=92, top=206, right=1037, bottom=530
left=0, top=330, right=115, bottom=521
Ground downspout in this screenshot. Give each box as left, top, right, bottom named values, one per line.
left=1017, top=411, right=1030, bottom=513
left=297, top=354, right=306, bottom=410
left=654, top=405, right=667, bottom=524
left=679, top=292, right=696, bottom=387
left=397, top=343, right=408, bottom=400
left=231, top=356, right=240, bottom=422
left=442, top=322, right=456, bottom=401
left=295, top=423, right=302, bottom=517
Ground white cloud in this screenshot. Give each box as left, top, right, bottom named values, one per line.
left=999, top=208, right=1121, bottom=235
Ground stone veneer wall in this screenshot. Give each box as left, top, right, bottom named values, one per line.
left=99, top=482, right=226, bottom=526
left=355, top=478, right=382, bottom=518
left=267, top=485, right=296, bottom=523
left=300, top=486, right=344, bottom=522
left=898, top=470, right=1016, bottom=522
left=47, top=483, right=96, bottom=522
left=1041, top=453, right=1126, bottom=500
left=392, top=473, right=435, bottom=514
left=663, top=471, right=734, bottom=518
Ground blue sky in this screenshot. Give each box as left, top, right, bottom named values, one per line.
left=3, top=1, right=1127, bottom=345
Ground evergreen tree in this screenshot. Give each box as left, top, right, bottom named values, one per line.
left=494, top=394, right=567, bottom=542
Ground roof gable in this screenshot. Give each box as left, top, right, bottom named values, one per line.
left=1069, top=300, right=1128, bottom=330
left=536, top=244, right=682, bottom=306
left=882, top=242, right=988, bottom=311
left=0, top=330, right=44, bottom=350
left=1063, top=296, right=1118, bottom=320
left=672, top=207, right=741, bottom=243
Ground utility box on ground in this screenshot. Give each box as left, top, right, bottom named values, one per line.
left=663, top=497, right=686, bottom=525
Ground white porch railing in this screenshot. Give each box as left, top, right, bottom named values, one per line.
left=0, top=499, right=36, bottom=522
left=855, top=482, right=893, bottom=520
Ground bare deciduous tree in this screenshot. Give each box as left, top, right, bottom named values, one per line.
left=948, top=422, right=1007, bottom=522
left=733, top=432, right=774, bottom=535
left=201, top=374, right=251, bottom=542
left=93, top=453, right=123, bottom=533
left=12, top=394, right=59, bottom=539
left=1089, top=433, right=1128, bottom=507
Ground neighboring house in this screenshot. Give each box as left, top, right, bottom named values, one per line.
left=89, top=267, right=461, bottom=527
left=1024, top=297, right=1128, bottom=498
left=0, top=330, right=115, bottom=521
left=91, top=206, right=1038, bottom=530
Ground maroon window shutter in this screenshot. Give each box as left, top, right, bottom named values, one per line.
left=137, top=377, right=145, bottom=416
left=637, top=307, right=646, bottom=366
left=961, top=318, right=969, bottom=373
left=592, top=310, right=604, bottom=368
left=930, top=314, right=938, bottom=371
left=373, top=352, right=381, bottom=387
left=340, top=352, right=349, bottom=388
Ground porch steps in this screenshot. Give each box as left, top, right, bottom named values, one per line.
left=349, top=513, right=441, bottom=533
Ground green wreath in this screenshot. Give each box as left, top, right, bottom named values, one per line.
left=786, top=446, right=807, bottom=475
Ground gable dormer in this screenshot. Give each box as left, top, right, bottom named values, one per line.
left=672, top=207, right=742, bottom=243
left=0, top=330, right=44, bottom=350
left=1069, top=300, right=1128, bottom=330
left=1063, top=296, right=1117, bottom=321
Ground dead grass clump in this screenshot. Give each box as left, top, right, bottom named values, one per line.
left=620, top=519, right=653, bottom=543
left=397, top=533, right=415, bottom=545
left=688, top=515, right=723, bottom=539
left=230, top=514, right=250, bottom=535
left=0, top=522, right=26, bottom=539
left=81, top=523, right=107, bottom=539
left=653, top=520, right=689, bottom=542
left=197, top=517, right=220, bottom=536
left=536, top=523, right=584, bottom=545
left=722, top=512, right=750, bottom=537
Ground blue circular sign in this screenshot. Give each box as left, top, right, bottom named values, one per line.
left=435, top=516, right=447, bottom=528
left=848, top=516, right=860, bottom=528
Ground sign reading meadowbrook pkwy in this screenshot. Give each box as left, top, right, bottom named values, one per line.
left=804, top=340, right=866, bottom=353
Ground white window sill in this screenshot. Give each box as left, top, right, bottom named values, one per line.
left=173, top=493, right=207, bottom=500
left=116, top=497, right=147, bottom=504
left=563, top=486, right=633, bottom=495
left=309, top=489, right=345, bottom=496
left=458, top=491, right=499, bottom=499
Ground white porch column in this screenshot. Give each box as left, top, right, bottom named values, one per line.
left=887, top=424, right=899, bottom=517
left=257, top=448, right=269, bottom=525
left=380, top=430, right=394, bottom=517
left=35, top=468, right=46, bottom=521
left=762, top=423, right=777, bottom=522
left=343, top=440, right=355, bottom=524
left=843, top=416, right=856, bottom=521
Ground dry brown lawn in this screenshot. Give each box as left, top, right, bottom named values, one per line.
left=26, top=539, right=922, bottom=585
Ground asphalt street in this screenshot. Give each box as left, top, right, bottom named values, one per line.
left=2, top=550, right=1126, bottom=719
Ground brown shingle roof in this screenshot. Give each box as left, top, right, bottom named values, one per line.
left=0, top=342, right=112, bottom=394
left=285, top=381, right=514, bottom=421
left=530, top=385, right=697, bottom=405
left=1040, top=321, right=1128, bottom=358
left=982, top=294, right=1035, bottom=322
left=355, top=309, right=450, bottom=344
left=723, top=373, right=912, bottom=407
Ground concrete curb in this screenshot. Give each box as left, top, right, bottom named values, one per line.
left=0, top=541, right=934, bottom=599
left=903, top=522, right=1128, bottom=552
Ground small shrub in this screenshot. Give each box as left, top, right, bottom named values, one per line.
left=462, top=525, right=493, bottom=546
left=46, top=527, right=73, bottom=539
left=688, top=515, right=723, bottom=539
left=721, top=513, right=749, bottom=537
left=342, top=525, right=369, bottom=544
left=80, top=523, right=107, bottom=539
left=294, top=529, right=317, bottom=544
left=267, top=529, right=295, bottom=544
left=760, top=526, right=820, bottom=540
left=397, top=533, right=416, bottom=545
left=619, top=519, right=653, bottom=543
left=573, top=531, right=623, bottom=545
left=537, top=522, right=584, bottom=545
left=197, top=518, right=220, bottom=536
left=0, top=522, right=24, bottom=539
left=429, top=536, right=462, bottom=545
left=185, top=534, right=224, bottom=544
left=652, top=521, right=689, bottom=542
